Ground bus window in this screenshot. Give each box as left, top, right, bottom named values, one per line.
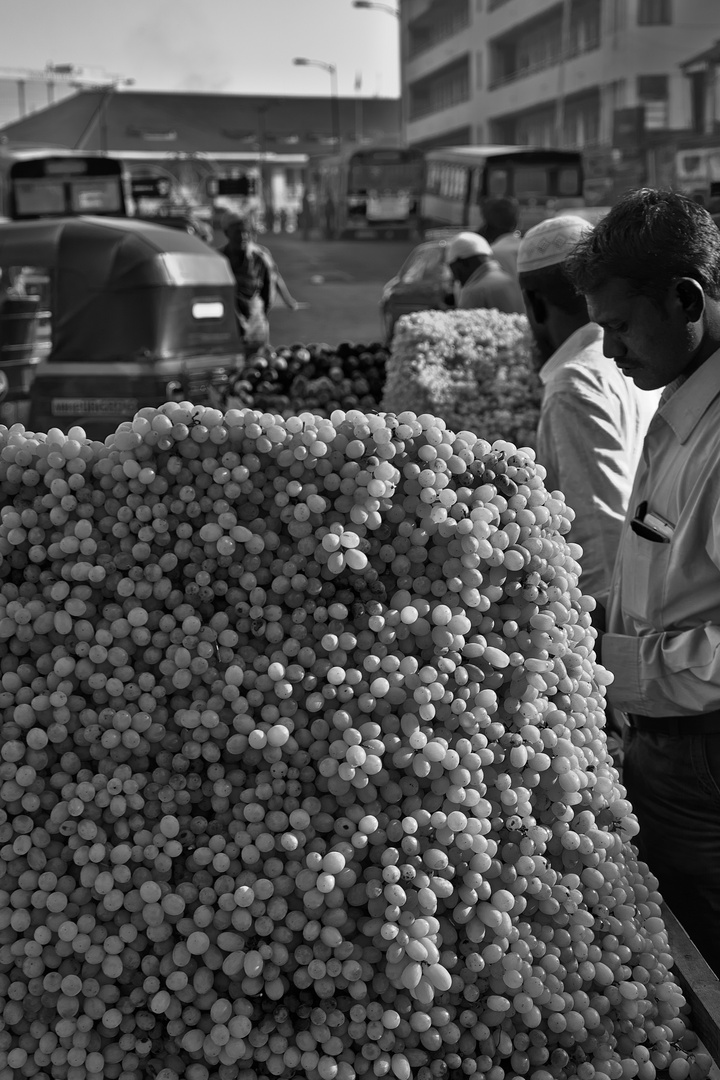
left=513, top=167, right=549, bottom=198
left=487, top=169, right=509, bottom=197
left=70, top=178, right=124, bottom=215
left=454, top=167, right=468, bottom=201
left=558, top=167, right=582, bottom=196
left=1, top=151, right=127, bottom=220
left=14, top=181, right=66, bottom=218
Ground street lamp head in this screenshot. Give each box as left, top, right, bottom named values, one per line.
left=293, top=56, right=337, bottom=74
left=352, top=1, right=401, bottom=15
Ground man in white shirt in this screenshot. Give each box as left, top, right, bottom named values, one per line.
left=566, top=188, right=720, bottom=973
left=446, top=232, right=524, bottom=315
left=517, top=216, right=658, bottom=611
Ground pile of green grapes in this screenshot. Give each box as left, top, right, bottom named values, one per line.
left=0, top=404, right=711, bottom=1080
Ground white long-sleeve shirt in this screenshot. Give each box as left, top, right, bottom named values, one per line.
left=604, top=350, right=720, bottom=717
left=536, top=322, right=659, bottom=606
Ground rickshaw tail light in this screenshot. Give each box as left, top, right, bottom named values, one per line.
left=192, top=300, right=224, bottom=320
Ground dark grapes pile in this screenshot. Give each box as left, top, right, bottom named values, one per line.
left=0, top=405, right=712, bottom=1080
left=223, top=343, right=388, bottom=417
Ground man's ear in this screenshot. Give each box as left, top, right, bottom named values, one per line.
left=673, top=277, right=705, bottom=322
left=523, top=289, right=547, bottom=325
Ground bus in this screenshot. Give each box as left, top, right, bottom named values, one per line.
left=419, top=145, right=585, bottom=236
left=673, top=146, right=720, bottom=213
left=308, top=143, right=425, bottom=239
left=0, top=146, right=127, bottom=221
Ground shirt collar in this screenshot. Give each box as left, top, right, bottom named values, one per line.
left=539, top=322, right=603, bottom=385
left=658, top=347, right=720, bottom=443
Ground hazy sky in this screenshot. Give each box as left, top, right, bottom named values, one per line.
left=0, top=0, right=401, bottom=97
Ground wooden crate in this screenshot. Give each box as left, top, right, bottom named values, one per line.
left=664, top=904, right=720, bottom=1077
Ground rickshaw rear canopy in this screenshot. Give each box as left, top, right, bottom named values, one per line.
left=0, top=215, right=233, bottom=289
left=0, top=216, right=238, bottom=363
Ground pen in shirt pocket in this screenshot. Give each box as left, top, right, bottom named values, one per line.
left=630, top=500, right=675, bottom=543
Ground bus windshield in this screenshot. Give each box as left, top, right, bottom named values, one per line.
left=1, top=151, right=127, bottom=220
left=349, top=159, right=424, bottom=194
left=310, top=145, right=424, bottom=239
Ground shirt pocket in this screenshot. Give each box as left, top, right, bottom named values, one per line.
left=621, top=528, right=671, bottom=626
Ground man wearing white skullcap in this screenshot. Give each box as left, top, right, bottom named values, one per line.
left=445, top=231, right=524, bottom=314
left=517, top=215, right=659, bottom=619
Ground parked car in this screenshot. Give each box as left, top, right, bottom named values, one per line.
left=0, top=215, right=243, bottom=438
left=380, top=240, right=456, bottom=343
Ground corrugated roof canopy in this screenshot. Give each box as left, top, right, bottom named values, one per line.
left=0, top=89, right=401, bottom=158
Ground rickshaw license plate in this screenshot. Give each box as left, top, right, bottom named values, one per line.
left=52, top=398, right=139, bottom=416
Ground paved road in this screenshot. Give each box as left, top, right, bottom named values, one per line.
left=254, top=232, right=417, bottom=348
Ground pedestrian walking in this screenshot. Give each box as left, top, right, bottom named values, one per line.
left=218, top=212, right=272, bottom=353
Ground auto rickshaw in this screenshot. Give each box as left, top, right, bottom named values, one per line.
left=0, top=216, right=243, bottom=439
left=0, top=288, right=41, bottom=426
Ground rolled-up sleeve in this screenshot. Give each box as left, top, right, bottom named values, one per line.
left=604, top=624, right=720, bottom=715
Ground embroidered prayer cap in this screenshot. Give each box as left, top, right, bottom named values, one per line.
left=517, top=215, right=594, bottom=274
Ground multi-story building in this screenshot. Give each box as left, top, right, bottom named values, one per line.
left=401, top=0, right=720, bottom=152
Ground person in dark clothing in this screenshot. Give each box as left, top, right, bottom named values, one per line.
left=480, top=196, right=522, bottom=279
left=218, top=212, right=272, bottom=352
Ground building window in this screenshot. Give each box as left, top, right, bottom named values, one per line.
left=568, top=0, right=601, bottom=56
left=563, top=92, right=601, bottom=147
left=488, top=0, right=600, bottom=89
left=637, top=73, right=669, bottom=128
left=409, top=0, right=470, bottom=58
left=637, top=0, right=671, bottom=25
left=409, top=57, right=471, bottom=121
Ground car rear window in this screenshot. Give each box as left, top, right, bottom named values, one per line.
left=401, top=246, right=445, bottom=283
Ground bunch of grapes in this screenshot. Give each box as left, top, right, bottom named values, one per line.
left=222, top=342, right=389, bottom=418
left=382, top=310, right=542, bottom=450
left=0, top=405, right=712, bottom=1080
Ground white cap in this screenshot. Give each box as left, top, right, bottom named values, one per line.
left=516, top=215, right=593, bottom=275
left=446, top=231, right=493, bottom=263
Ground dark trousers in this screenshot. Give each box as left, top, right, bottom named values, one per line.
left=623, top=726, right=720, bottom=974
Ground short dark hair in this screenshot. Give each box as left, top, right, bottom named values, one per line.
left=482, top=197, right=520, bottom=235
left=565, top=187, right=720, bottom=302
left=519, top=262, right=587, bottom=317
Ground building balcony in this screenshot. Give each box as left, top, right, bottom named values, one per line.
left=406, top=98, right=476, bottom=142
left=488, top=38, right=600, bottom=90
left=485, top=46, right=606, bottom=118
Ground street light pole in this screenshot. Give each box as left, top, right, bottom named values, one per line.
left=292, top=57, right=340, bottom=148
left=351, top=1, right=404, bottom=145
